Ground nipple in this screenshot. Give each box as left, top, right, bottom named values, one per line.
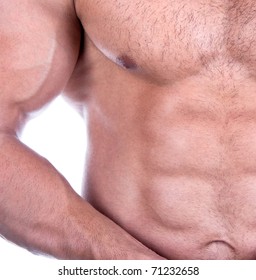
left=116, top=55, right=138, bottom=70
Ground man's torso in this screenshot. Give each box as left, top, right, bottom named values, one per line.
left=6, top=0, right=256, bottom=259
left=66, top=0, right=256, bottom=259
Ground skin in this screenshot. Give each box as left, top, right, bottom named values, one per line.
left=1, top=0, right=256, bottom=260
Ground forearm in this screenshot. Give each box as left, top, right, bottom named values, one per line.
left=0, top=132, right=94, bottom=259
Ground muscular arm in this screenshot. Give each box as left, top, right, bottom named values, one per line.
left=0, top=132, right=88, bottom=258
left=0, top=0, right=165, bottom=259
left=0, top=0, right=86, bottom=258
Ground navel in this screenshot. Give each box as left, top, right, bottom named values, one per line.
left=205, top=240, right=236, bottom=259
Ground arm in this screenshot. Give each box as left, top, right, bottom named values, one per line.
left=0, top=132, right=89, bottom=258
left=0, top=0, right=84, bottom=258
left=0, top=0, right=165, bottom=259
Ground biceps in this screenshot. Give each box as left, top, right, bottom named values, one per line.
left=0, top=0, right=81, bottom=131
left=1, top=1, right=55, bottom=100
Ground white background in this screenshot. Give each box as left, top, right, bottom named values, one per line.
left=0, top=96, right=88, bottom=260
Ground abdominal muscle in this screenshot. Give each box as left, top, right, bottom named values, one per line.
left=82, top=68, right=256, bottom=260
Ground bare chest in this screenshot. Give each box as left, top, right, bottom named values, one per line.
left=74, top=0, right=256, bottom=176
left=76, top=0, right=256, bottom=82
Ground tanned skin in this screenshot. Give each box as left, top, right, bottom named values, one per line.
left=1, top=0, right=256, bottom=259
